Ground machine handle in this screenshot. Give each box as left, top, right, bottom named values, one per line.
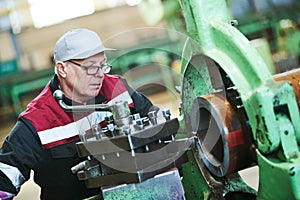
left=53, top=90, right=111, bottom=112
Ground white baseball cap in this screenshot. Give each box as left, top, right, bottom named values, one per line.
left=54, top=29, right=114, bottom=62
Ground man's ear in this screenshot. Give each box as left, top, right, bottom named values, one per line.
left=56, top=61, right=67, bottom=78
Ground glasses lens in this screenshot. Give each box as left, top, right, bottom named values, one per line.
left=87, top=64, right=111, bottom=75
left=87, top=66, right=99, bottom=75
left=102, top=64, right=111, bottom=73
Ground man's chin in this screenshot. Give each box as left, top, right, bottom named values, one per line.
left=88, top=90, right=100, bottom=98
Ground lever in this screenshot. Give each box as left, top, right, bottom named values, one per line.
left=53, top=90, right=111, bottom=112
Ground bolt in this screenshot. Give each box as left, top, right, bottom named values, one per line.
left=162, top=109, right=171, bottom=121
left=148, top=111, right=158, bottom=125
left=231, top=20, right=239, bottom=27
left=145, top=145, right=150, bottom=152
left=290, top=167, right=295, bottom=176
left=273, top=97, right=280, bottom=106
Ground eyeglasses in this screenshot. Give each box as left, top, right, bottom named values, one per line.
left=67, top=60, right=112, bottom=75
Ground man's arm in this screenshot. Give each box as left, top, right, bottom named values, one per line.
left=0, top=118, right=42, bottom=195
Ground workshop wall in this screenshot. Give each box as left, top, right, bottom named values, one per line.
left=2, top=5, right=165, bottom=72
left=0, top=31, right=15, bottom=61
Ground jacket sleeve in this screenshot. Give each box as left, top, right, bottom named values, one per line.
left=119, top=76, right=160, bottom=117
left=0, top=118, right=42, bottom=194
left=0, top=191, right=15, bottom=199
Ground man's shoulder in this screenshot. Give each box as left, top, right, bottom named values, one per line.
left=21, top=84, right=55, bottom=113
left=19, top=84, right=64, bottom=126
left=104, top=74, right=120, bottom=80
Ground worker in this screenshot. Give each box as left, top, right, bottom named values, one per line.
left=0, top=28, right=159, bottom=200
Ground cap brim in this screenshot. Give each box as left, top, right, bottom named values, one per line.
left=103, top=47, right=116, bottom=51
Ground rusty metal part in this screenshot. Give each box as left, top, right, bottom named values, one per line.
left=273, top=68, right=300, bottom=109
left=191, top=93, right=253, bottom=177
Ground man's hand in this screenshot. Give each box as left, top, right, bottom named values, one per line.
left=0, top=191, right=15, bottom=200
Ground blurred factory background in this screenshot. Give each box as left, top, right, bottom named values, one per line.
left=0, top=0, right=300, bottom=199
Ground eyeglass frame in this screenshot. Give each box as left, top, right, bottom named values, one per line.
left=67, top=60, right=112, bottom=75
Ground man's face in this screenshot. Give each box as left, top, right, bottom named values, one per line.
left=65, top=52, right=107, bottom=103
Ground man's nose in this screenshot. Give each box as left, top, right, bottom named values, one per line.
left=95, top=68, right=104, bottom=77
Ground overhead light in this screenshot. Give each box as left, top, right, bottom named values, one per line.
left=29, top=0, right=95, bottom=28
left=105, top=0, right=126, bottom=8
left=126, top=0, right=142, bottom=6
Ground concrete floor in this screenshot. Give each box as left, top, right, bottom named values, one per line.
left=0, top=90, right=258, bottom=199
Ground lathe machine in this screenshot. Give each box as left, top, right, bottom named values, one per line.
left=54, top=0, right=300, bottom=199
